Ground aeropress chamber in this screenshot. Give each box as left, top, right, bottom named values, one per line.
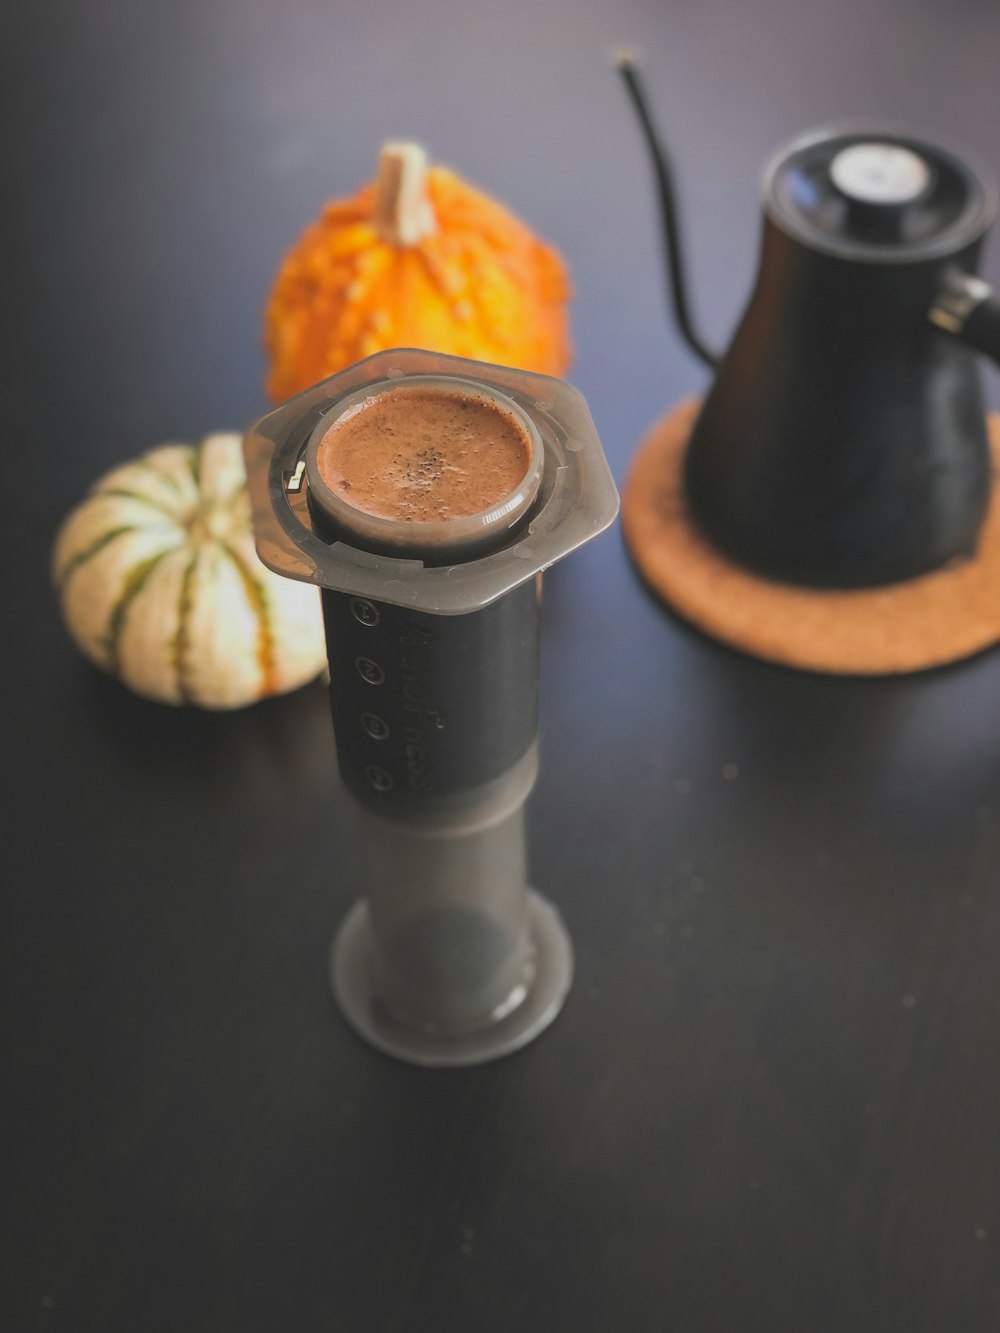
left=244, top=349, right=618, bottom=1066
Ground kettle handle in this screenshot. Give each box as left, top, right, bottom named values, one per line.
left=617, top=54, right=720, bottom=370
left=930, top=273, right=1000, bottom=365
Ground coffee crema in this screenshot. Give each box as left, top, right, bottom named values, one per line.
left=315, top=384, right=533, bottom=524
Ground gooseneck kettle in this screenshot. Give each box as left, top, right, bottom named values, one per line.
left=620, top=59, right=1000, bottom=587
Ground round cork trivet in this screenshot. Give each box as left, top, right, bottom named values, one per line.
left=622, top=398, right=1000, bottom=675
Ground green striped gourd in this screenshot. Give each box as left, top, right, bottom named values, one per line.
left=52, top=433, right=326, bottom=709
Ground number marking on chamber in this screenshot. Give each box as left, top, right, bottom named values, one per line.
left=365, top=764, right=394, bottom=792
left=350, top=598, right=381, bottom=627
left=355, top=656, right=385, bottom=685
left=361, top=712, right=390, bottom=740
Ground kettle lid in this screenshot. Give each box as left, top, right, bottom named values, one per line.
left=764, top=125, right=997, bottom=262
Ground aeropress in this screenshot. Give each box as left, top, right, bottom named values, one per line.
left=244, top=349, right=619, bottom=1066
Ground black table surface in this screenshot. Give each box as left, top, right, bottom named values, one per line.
left=6, top=2, right=1000, bottom=1330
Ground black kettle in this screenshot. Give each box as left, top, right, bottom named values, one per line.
left=621, top=59, right=1000, bottom=588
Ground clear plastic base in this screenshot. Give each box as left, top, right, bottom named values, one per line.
left=330, top=891, right=573, bottom=1067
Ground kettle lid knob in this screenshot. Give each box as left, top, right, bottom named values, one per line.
left=829, top=141, right=933, bottom=207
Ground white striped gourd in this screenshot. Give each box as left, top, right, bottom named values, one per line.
left=52, top=433, right=326, bottom=709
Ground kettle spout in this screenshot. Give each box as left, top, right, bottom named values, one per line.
left=930, top=272, right=1000, bottom=365
left=617, top=54, right=720, bottom=371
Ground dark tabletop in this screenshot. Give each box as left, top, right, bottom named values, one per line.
left=6, top=2, right=1000, bottom=1330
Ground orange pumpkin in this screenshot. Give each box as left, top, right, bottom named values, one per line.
left=264, top=143, right=572, bottom=402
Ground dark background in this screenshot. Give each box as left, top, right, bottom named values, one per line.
left=5, top=2, right=1000, bottom=1330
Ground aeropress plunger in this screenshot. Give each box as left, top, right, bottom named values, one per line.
left=244, top=349, right=618, bottom=1066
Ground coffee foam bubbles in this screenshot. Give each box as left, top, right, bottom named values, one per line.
left=316, top=384, right=532, bottom=524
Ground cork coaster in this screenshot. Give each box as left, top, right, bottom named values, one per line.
left=622, top=398, right=1000, bottom=675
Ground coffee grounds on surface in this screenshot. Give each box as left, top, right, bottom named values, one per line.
left=317, top=386, right=531, bottom=523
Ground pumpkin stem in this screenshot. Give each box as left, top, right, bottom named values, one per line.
left=373, top=142, right=437, bottom=246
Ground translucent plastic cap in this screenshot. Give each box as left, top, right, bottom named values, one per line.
left=244, top=348, right=620, bottom=615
